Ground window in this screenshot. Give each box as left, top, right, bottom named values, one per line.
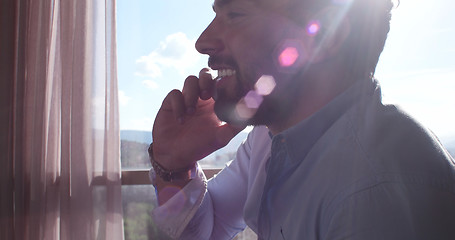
left=116, top=1, right=254, bottom=239
left=116, top=0, right=455, bottom=239
left=116, top=0, right=249, bottom=171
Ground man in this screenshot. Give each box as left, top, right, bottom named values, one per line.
left=149, top=0, right=455, bottom=239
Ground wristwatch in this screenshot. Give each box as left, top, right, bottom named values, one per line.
left=148, top=143, right=196, bottom=182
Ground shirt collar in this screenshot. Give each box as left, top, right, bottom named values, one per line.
left=271, top=78, right=379, bottom=164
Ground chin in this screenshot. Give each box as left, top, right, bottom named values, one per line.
left=214, top=100, right=247, bottom=125
left=214, top=85, right=248, bottom=125
left=214, top=98, right=273, bottom=127
left=213, top=74, right=283, bottom=126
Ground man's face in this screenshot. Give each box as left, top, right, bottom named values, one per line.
left=196, top=0, right=312, bottom=126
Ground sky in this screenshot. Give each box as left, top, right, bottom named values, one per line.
left=116, top=0, right=455, bottom=146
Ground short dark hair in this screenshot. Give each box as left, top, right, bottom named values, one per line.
left=342, top=0, right=394, bottom=78
left=286, top=0, right=394, bottom=78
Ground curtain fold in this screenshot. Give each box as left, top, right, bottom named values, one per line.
left=0, top=0, right=17, bottom=239
left=2, top=0, right=124, bottom=239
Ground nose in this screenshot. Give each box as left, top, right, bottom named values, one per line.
left=195, top=17, right=224, bottom=56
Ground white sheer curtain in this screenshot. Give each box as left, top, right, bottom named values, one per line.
left=0, top=0, right=123, bottom=239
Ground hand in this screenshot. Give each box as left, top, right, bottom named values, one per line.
left=152, top=68, right=245, bottom=170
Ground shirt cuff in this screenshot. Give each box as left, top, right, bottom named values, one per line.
left=150, top=163, right=207, bottom=239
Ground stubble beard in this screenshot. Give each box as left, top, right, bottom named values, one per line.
left=213, top=81, right=251, bottom=126
left=213, top=70, right=286, bottom=127
left=211, top=52, right=299, bottom=127
left=214, top=88, right=292, bottom=128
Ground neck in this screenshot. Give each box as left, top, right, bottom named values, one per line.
left=267, top=66, right=357, bottom=135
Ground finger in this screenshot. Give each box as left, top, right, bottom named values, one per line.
left=199, top=68, right=215, bottom=100
left=163, top=89, right=186, bottom=123
left=182, top=75, right=200, bottom=115
left=215, top=123, right=246, bottom=148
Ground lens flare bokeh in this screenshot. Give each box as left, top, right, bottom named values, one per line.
left=278, top=47, right=300, bottom=67
left=307, top=20, right=321, bottom=36
left=255, top=75, right=276, bottom=96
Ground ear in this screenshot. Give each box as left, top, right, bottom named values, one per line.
left=306, top=6, right=351, bottom=63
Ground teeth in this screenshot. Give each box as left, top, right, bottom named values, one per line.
left=217, top=69, right=236, bottom=78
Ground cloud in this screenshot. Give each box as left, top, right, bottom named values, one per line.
left=130, top=117, right=154, bottom=131
left=142, top=80, right=159, bottom=90
left=118, top=90, right=130, bottom=106
left=135, top=32, right=200, bottom=78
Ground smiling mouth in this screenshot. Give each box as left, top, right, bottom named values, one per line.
left=215, top=69, right=236, bottom=81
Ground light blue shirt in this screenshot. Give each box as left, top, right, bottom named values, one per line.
left=153, top=79, right=455, bottom=239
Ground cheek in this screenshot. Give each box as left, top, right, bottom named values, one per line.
left=229, top=16, right=286, bottom=58
left=231, top=32, right=283, bottom=84
left=250, top=24, right=297, bottom=69
left=226, top=16, right=299, bottom=93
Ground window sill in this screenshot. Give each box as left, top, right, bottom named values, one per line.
left=120, top=168, right=221, bottom=185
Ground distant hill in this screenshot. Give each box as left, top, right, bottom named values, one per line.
left=217, top=131, right=249, bottom=154
left=120, top=129, right=248, bottom=149
left=120, top=130, right=152, bottom=169
left=199, top=131, right=249, bottom=168
left=121, top=140, right=150, bottom=169
left=121, top=130, right=152, bottom=144
left=120, top=129, right=250, bottom=169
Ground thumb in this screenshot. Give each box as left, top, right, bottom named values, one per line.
left=215, top=123, right=246, bottom=148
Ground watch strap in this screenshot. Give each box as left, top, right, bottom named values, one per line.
left=148, top=143, right=196, bottom=182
